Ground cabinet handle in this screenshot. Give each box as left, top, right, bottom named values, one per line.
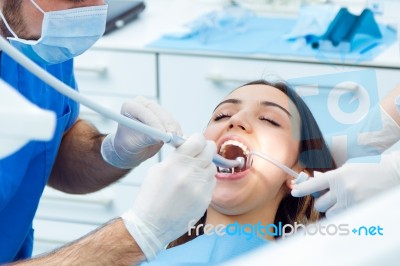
left=80, top=89, right=140, bottom=98
left=206, top=74, right=358, bottom=91
left=79, top=110, right=116, bottom=125
left=42, top=193, right=114, bottom=207
left=75, top=65, right=108, bottom=76
left=205, top=73, right=250, bottom=85
left=34, top=237, right=66, bottom=245
left=79, top=109, right=100, bottom=117
left=289, top=82, right=359, bottom=91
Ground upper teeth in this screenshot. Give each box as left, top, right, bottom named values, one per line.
left=219, top=140, right=249, bottom=156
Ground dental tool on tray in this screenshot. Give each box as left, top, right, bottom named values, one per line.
left=0, top=37, right=244, bottom=169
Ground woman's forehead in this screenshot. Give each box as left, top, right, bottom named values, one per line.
left=225, top=84, right=291, bottom=107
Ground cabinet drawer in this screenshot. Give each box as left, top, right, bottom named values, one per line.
left=32, top=219, right=98, bottom=256
left=74, top=49, right=157, bottom=98
left=35, top=184, right=139, bottom=226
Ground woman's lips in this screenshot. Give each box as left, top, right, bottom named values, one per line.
left=215, top=168, right=250, bottom=181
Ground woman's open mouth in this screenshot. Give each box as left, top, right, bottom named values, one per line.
left=218, top=139, right=251, bottom=174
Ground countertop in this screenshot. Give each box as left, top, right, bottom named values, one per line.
left=94, top=0, right=400, bottom=69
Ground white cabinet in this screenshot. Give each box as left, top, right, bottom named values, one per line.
left=33, top=184, right=140, bottom=256
left=74, top=49, right=157, bottom=98
left=33, top=220, right=98, bottom=256
left=32, top=182, right=141, bottom=254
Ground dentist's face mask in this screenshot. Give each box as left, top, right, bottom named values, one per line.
left=0, top=0, right=108, bottom=65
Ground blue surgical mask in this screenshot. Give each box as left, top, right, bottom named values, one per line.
left=0, top=0, right=108, bottom=65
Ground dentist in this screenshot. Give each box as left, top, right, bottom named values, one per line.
left=0, top=0, right=216, bottom=264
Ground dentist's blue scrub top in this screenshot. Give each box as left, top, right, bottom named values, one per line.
left=0, top=52, right=79, bottom=263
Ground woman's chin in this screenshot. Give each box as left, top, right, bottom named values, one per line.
left=210, top=191, right=246, bottom=215
left=210, top=201, right=243, bottom=216
left=211, top=174, right=255, bottom=213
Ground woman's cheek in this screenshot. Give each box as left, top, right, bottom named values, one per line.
left=203, top=125, right=220, bottom=141
left=260, top=137, right=293, bottom=161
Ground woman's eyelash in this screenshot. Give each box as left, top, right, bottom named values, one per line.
left=213, top=113, right=280, bottom=126
left=214, top=113, right=232, bottom=121
left=260, top=116, right=280, bottom=127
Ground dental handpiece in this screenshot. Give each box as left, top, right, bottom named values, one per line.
left=0, top=38, right=245, bottom=170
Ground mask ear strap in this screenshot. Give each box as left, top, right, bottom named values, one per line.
left=0, top=11, right=18, bottom=38
left=30, top=0, right=45, bottom=14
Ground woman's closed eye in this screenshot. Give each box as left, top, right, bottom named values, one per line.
left=213, top=112, right=232, bottom=121
left=259, top=116, right=280, bottom=127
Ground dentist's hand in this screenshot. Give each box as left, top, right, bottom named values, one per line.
left=101, top=96, right=182, bottom=169
left=121, top=134, right=217, bottom=261
left=291, top=152, right=400, bottom=218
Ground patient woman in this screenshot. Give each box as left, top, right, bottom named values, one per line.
left=141, top=80, right=336, bottom=265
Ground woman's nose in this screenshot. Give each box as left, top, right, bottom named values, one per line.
left=228, top=113, right=252, bottom=133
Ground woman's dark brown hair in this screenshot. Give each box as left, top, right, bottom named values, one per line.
left=168, top=79, right=337, bottom=248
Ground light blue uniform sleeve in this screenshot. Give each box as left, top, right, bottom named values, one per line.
left=326, top=104, right=400, bottom=166
left=395, top=95, right=400, bottom=114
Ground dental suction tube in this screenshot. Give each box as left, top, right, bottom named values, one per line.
left=248, top=151, right=321, bottom=196
left=0, top=37, right=243, bottom=169
left=248, top=151, right=309, bottom=182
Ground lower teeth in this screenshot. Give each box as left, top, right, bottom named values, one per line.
left=219, top=167, right=234, bottom=174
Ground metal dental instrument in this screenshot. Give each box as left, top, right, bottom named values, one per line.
left=0, top=37, right=243, bottom=169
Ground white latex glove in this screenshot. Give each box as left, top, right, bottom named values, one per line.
left=121, top=134, right=217, bottom=261
left=101, top=96, right=182, bottom=169
left=291, top=151, right=400, bottom=218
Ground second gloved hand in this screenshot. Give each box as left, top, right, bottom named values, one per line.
left=101, top=96, right=182, bottom=169
left=291, top=151, right=400, bottom=218
left=121, top=134, right=217, bottom=261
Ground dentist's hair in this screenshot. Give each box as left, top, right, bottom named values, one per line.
left=0, top=0, right=24, bottom=39
left=168, top=79, right=336, bottom=248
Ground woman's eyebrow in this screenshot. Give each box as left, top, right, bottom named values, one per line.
left=213, top=99, right=291, bottom=117
left=260, top=101, right=292, bottom=117
left=213, top=99, right=241, bottom=111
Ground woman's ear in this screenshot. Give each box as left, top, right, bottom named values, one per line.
left=285, top=176, right=295, bottom=190
left=285, top=168, right=312, bottom=190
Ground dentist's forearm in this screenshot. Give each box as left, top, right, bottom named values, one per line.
left=12, top=219, right=145, bottom=266
left=48, top=119, right=130, bottom=194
